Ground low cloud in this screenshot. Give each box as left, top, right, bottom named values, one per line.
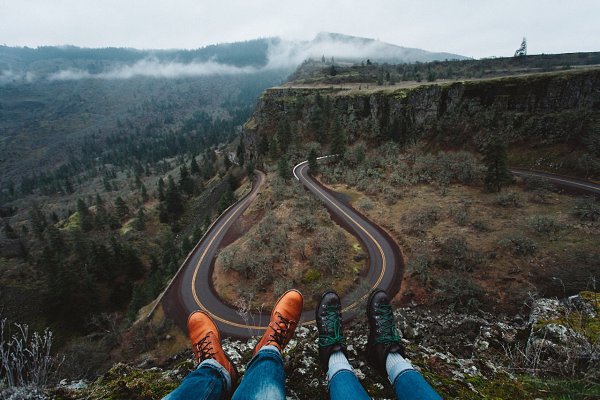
left=2, top=33, right=460, bottom=84
left=0, top=69, right=37, bottom=84
left=48, top=58, right=259, bottom=81
left=266, top=35, right=397, bottom=69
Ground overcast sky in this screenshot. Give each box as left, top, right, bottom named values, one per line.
left=1, top=0, right=598, bottom=59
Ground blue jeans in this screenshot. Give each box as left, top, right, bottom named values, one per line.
left=329, top=367, right=442, bottom=400
left=163, top=346, right=285, bottom=400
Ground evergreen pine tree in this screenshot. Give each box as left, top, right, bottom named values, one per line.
left=192, top=225, right=203, bottom=243
left=181, top=236, right=193, bottom=255
left=218, top=187, right=235, bottom=213
left=236, top=141, right=245, bottom=166
left=277, top=119, right=291, bottom=154
left=134, top=207, right=146, bottom=231
left=278, top=157, right=292, bottom=180
left=115, top=197, right=129, bottom=220
left=483, top=139, right=513, bottom=192
left=309, top=96, right=325, bottom=143
left=141, top=184, right=149, bottom=202
left=158, top=177, right=165, bottom=201
left=179, top=165, right=194, bottom=195
left=77, top=198, right=93, bottom=232
left=29, top=203, right=47, bottom=239
left=190, top=156, right=200, bottom=175
left=329, top=118, right=347, bottom=159
left=308, top=148, right=319, bottom=173
left=259, top=135, right=270, bottom=155
left=224, top=154, right=232, bottom=170
left=165, top=175, right=183, bottom=219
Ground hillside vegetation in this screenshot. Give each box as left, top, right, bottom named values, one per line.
left=1, top=46, right=599, bottom=398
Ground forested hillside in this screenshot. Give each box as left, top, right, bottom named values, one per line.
left=0, top=41, right=292, bottom=379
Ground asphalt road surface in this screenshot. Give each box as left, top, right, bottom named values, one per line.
left=511, top=169, right=600, bottom=197
left=162, top=163, right=404, bottom=338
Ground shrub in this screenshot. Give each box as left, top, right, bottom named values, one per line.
left=302, top=268, right=322, bottom=284
left=0, top=318, right=62, bottom=389
left=527, top=189, right=553, bottom=204
left=406, top=207, right=440, bottom=235
left=218, top=247, right=237, bottom=272
left=434, top=275, right=484, bottom=310
left=570, top=197, right=600, bottom=221
left=447, top=151, right=484, bottom=184
left=523, top=175, right=555, bottom=192
left=471, top=219, right=491, bottom=232
left=408, top=254, right=432, bottom=284
left=357, top=197, right=374, bottom=211
left=438, top=236, right=480, bottom=272
left=296, top=213, right=318, bottom=232
left=500, top=234, right=536, bottom=256
left=527, top=215, right=562, bottom=234
left=382, top=187, right=401, bottom=205
left=311, top=228, right=348, bottom=275
left=413, top=154, right=437, bottom=184
left=495, top=191, right=523, bottom=207
left=450, top=201, right=471, bottom=226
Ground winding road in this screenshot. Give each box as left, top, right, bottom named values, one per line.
left=162, top=161, right=403, bottom=337
left=511, top=168, right=600, bottom=197
left=161, top=162, right=600, bottom=338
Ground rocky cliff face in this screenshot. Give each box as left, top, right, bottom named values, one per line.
left=45, top=292, right=599, bottom=399
left=245, top=69, right=600, bottom=178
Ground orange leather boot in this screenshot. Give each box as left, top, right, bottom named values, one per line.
left=188, top=311, right=238, bottom=386
left=253, top=289, right=304, bottom=355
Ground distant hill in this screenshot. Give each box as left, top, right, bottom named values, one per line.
left=0, top=33, right=466, bottom=84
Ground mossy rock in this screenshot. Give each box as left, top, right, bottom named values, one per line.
left=82, top=363, right=179, bottom=399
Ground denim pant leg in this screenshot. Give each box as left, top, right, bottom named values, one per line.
left=329, top=370, right=371, bottom=400
left=231, top=347, right=286, bottom=400
left=163, top=359, right=231, bottom=400
left=392, top=370, right=442, bottom=400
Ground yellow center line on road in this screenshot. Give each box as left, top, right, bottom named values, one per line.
left=191, top=174, right=269, bottom=330
left=297, top=163, right=387, bottom=325
left=191, top=163, right=389, bottom=330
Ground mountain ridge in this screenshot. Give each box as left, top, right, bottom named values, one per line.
left=0, top=33, right=467, bottom=83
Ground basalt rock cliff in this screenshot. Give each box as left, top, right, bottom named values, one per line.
left=244, top=69, right=600, bottom=179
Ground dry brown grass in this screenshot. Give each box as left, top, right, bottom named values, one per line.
left=325, top=178, right=600, bottom=312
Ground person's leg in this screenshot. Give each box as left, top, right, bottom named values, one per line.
left=316, top=291, right=370, bottom=400
left=162, top=359, right=229, bottom=400
left=231, top=345, right=285, bottom=400
left=327, top=352, right=371, bottom=400
left=231, top=289, right=303, bottom=400
left=162, top=311, right=237, bottom=400
left=366, top=289, right=442, bottom=400
left=386, top=353, right=441, bottom=400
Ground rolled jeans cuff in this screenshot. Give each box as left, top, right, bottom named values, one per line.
left=388, top=360, right=414, bottom=385
left=199, top=358, right=232, bottom=392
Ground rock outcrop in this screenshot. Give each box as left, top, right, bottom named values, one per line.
left=50, top=293, right=599, bottom=399
left=244, top=69, right=600, bottom=179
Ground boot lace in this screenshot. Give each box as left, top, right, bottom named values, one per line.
left=268, top=313, right=295, bottom=347
left=319, top=305, right=345, bottom=347
left=374, top=304, right=401, bottom=344
left=193, top=333, right=215, bottom=361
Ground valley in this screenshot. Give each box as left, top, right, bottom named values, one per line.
left=0, top=36, right=599, bottom=399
